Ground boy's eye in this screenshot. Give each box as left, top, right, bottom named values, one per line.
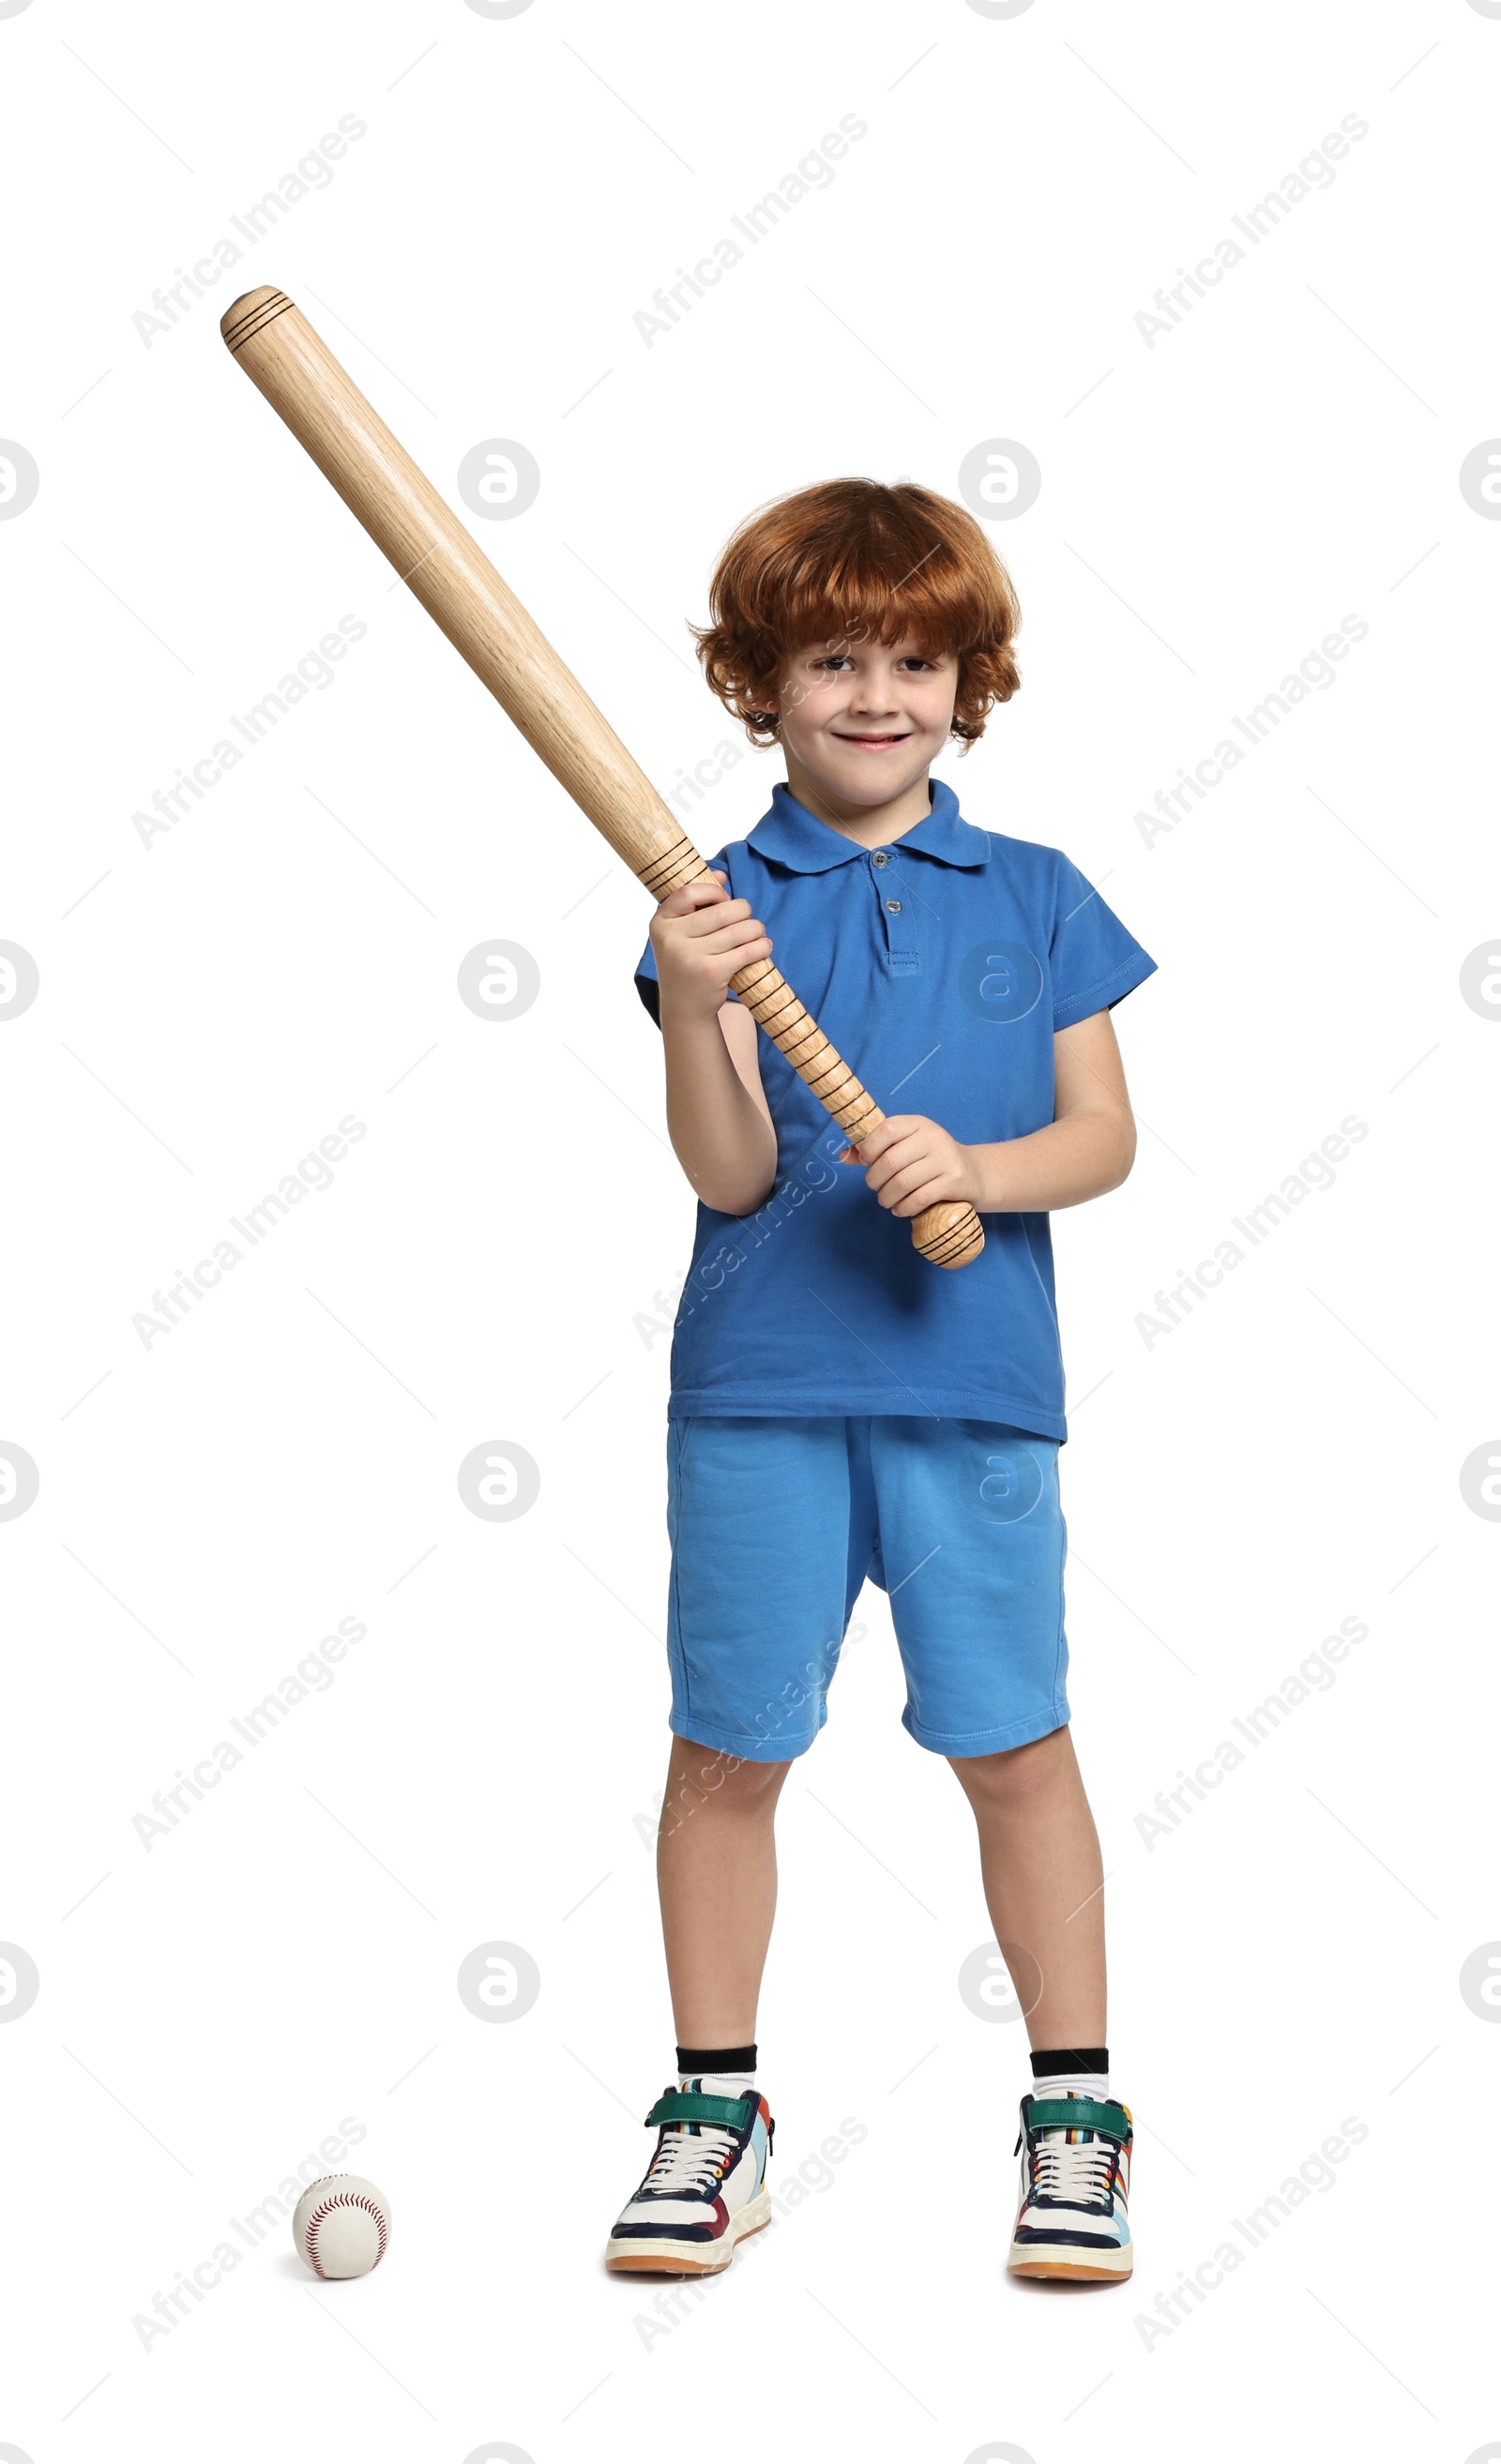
left=811, top=653, right=935, bottom=673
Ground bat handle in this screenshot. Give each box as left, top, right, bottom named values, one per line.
left=644, top=848, right=984, bottom=1268
left=727, top=953, right=985, bottom=1272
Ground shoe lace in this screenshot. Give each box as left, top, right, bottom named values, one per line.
left=644, top=2125, right=737, bottom=2197
left=1030, top=2130, right=1115, bottom=2208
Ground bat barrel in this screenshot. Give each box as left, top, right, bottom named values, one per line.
left=221, top=285, right=688, bottom=886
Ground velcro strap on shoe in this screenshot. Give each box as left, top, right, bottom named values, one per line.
left=644, top=2089, right=757, bottom=2132
left=1023, top=2096, right=1131, bottom=2141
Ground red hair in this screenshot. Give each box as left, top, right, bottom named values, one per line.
left=691, top=478, right=1022, bottom=749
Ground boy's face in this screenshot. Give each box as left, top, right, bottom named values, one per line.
left=766, top=634, right=960, bottom=814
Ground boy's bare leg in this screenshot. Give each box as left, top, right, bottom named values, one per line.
left=948, top=1725, right=1106, bottom=2048
left=657, top=1736, right=793, bottom=2048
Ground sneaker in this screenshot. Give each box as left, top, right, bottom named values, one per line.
left=1007, top=2089, right=1133, bottom=2281
left=605, top=2076, right=774, bottom=2275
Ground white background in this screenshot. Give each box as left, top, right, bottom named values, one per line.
left=1, top=1, right=1496, bottom=2457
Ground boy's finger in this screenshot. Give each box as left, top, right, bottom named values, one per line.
left=679, top=895, right=754, bottom=935
left=897, top=1172, right=959, bottom=1218
left=659, top=872, right=730, bottom=917
left=873, top=1126, right=935, bottom=1171
left=694, top=920, right=768, bottom=956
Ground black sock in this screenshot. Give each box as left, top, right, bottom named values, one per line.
left=676, top=2042, right=756, bottom=2081
left=1031, top=2047, right=1109, bottom=2098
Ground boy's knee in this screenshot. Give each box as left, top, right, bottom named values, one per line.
left=708, top=1750, right=792, bottom=1808
left=952, top=1725, right=1070, bottom=1806
left=666, top=1741, right=790, bottom=1816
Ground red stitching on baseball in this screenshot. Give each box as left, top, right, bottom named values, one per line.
left=304, top=2188, right=387, bottom=2277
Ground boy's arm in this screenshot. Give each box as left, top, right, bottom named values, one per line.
left=652, top=874, right=779, bottom=1217
left=847, top=1009, right=1138, bottom=1218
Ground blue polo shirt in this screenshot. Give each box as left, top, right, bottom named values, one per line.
left=633, top=777, right=1156, bottom=1439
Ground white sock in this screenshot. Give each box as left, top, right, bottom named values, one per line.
left=1033, top=2069, right=1109, bottom=2103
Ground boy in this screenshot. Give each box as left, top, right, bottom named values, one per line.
left=605, top=479, right=1155, bottom=2284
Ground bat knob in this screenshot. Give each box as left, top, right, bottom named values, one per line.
left=221, top=287, right=296, bottom=353
left=910, top=1201, right=985, bottom=1269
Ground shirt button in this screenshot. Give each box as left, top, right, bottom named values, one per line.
left=885, top=899, right=902, bottom=914
left=872, top=850, right=889, bottom=867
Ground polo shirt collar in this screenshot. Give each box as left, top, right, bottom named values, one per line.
left=749, top=776, right=991, bottom=873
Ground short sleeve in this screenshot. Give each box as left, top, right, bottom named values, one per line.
left=634, top=934, right=660, bottom=1028
left=1049, top=854, right=1157, bottom=1031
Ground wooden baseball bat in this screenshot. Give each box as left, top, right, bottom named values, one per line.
left=220, top=287, right=984, bottom=1269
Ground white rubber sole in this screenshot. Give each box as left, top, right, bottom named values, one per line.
left=605, top=2185, right=773, bottom=2275
left=1008, top=2232, right=1132, bottom=2283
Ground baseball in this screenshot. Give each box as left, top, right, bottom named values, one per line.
left=292, top=2173, right=392, bottom=2279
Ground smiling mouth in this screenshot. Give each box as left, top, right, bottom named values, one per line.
left=833, top=731, right=910, bottom=747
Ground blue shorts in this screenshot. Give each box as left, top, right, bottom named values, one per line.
left=665, top=1416, right=1069, bottom=1762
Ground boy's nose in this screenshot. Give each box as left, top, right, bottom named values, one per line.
left=849, top=676, right=901, bottom=714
